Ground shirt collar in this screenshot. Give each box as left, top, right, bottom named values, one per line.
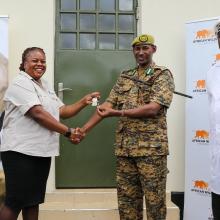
left=137, top=61, right=155, bottom=70
left=19, top=71, right=43, bottom=87
left=19, top=71, right=34, bottom=80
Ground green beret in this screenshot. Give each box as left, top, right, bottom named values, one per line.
left=131, top=34, right=155, bottom=46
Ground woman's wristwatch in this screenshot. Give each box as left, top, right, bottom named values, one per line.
left=64, top=127, right=72, bottom=137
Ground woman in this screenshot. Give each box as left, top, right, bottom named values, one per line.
left=0, top=47, right=100, bottom=220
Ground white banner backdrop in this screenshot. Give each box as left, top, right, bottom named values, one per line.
left=0, top=16, right=8, bottom=113
left=184, top=17, right=220, bottom=220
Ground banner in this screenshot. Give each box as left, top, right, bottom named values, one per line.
left=0, top=16, right=8, bottom=122
left=185, top=17, right=220, bottom=220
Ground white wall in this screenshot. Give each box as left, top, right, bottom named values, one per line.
left=0, top=0, right=56, bottom=192
left=140, top=0, right=220, bottom=191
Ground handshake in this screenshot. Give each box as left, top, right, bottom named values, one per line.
left=66, top=104, right=118, bottom=144
left=67, top=127, right=86, bottom=144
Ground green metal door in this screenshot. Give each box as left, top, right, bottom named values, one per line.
left=55, top=0, right=137, bottom=188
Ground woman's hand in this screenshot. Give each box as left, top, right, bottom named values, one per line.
left=82, top=92, right=100, bottom=106
left=69, top=127, right=85, bottom=144
left=59, top=92, right=101, bottom=119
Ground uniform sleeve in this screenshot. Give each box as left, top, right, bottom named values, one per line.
left=106, top=88, right=118, bottom=107
left=149, top=70, right=175, bottom=108
left=4, top=80, right=41, bottom=115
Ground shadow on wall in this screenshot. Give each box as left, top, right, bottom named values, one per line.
left=0, top=52, right=8, bottom=113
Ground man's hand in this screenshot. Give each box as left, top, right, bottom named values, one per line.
left=97, top=105, right=117, bottom=118
left=69, top=127, right=85, bottom=144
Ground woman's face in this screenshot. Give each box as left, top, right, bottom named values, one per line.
left=24, top=50, right=46, bottom=81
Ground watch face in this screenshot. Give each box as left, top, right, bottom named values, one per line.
left=66, top=132, right=71, bottom=137
left=65, top=128, right=71, bottom=137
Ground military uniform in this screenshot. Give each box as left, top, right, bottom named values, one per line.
left=106, top=63, right=175, bottom=220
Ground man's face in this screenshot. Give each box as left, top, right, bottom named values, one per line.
left=133, top=43, right=156, bottom=67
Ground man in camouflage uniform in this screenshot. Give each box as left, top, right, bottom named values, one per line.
left=82, top=34, right=175, bottom=220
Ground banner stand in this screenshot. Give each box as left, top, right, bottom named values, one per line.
left=185, top=17, right=220, bottom=220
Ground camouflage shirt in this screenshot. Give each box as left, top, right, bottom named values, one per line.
left=106, top=63, right=175, bottom=157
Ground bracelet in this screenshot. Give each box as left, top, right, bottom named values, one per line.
left=121, top=110, right=125, bottom=117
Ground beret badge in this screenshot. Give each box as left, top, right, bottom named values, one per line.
left=139, top=35, right=148, bottom=43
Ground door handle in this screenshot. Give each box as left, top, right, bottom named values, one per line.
left=58, top=82, right=72, bottom=101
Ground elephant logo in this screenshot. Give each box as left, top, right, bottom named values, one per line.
left=196, top=29, right=214, bottom=39
left=216, top=54, right=220, bottom=61
left=196, top=80, right=206, bottom=89
left=194, top=130, right=209, bottom=139
left=194, top=180, right=209, bottom=190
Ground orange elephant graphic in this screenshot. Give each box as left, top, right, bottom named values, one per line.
left=194, top=180, right=208, bottom=190
left=196, top=29, right=214, bottom=39
left=216, top=54, right=220, bottom=61
left=196, top=80, right=206, bottom=89
left=195, top=130, right=209, bottom=139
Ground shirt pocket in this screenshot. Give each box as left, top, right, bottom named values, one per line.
left=38, top=92, right=59, bottom=118
left=114, top=84, right=132, bottom=109
left=137, top=119, right=167, bottom=146
left=38, top=94, right=51, bottom=109
left=48, top=90, right=59, bottom=102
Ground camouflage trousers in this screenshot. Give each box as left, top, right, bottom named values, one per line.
left=116, top=156, right=168, bottom=220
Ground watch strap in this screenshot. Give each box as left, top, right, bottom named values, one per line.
left=64, top=127, right=72, bottom=137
